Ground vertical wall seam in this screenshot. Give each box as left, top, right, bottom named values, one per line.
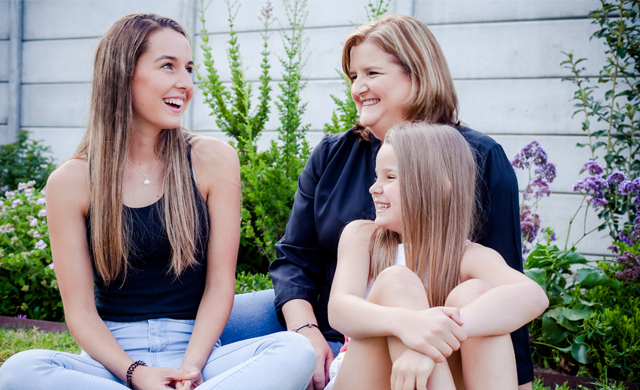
left=7, top=0, right=23, bottom=144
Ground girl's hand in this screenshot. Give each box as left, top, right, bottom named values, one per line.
left=396, top=307, right=466, bottom=363
left=390, top=349, right=435, bottom=390
left=130, top=366, right=199, bottom=390
left=175, top=364, right=203, bottom=390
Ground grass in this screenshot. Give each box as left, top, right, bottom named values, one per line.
left=0, top=327, right=80, bottom=365
left=532, top=377, right=630, bottom=390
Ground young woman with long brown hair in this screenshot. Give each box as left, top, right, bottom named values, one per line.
left=326, top=122, right=548, bottom=390
left=0, top=13, right=315, bottom=390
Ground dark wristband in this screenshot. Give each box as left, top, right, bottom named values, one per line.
left=126, top=360, right=147, bottom=389
left=291, top=322, right=319, bottom=333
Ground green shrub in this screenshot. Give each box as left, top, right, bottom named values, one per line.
left=197, top=0, right=310, bottom=273
left=0, top=130, right=56, bottom=192
left=0, top=182, right=62, bottom=321
left=235, top=271, right=273, bottom=294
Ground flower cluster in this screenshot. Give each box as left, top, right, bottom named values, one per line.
left=512, top=141, right=557, bottom=255
left=615, top=250, right=640, bottom=283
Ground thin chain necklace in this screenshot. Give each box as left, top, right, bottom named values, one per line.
left=126, top=158, right=161, bottom=186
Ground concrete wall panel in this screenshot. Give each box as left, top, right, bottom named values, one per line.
left=435, top=19, right=607, bottom=79
left=494, top=134, right=594, bottom=194
left=0, top=1, right=10, bottom=40
left=456, top=77, right=606, bottom=136
left=532, top=193, right=611, bottom=256
left=199, top=0, right=370, bottom=34
left=22, top=39, right=97, bottom=83
left=0, top=82, right=8, bottom=124
left=0, top=41, right=10, bottom=81
left=24, top=127, right=85, bottom=164
left=192, top=78, right=344, bottom=132
left=23, top=0, right=194, bottom=40
left=21, top=83, right=91, bottom=127
left=194, top=26, right=348, bottom=83
left=196, top=18, right=606, bottom=84
left=415, top=0, right=599, bottom=25
left=0, top=125, right=9, bottom=145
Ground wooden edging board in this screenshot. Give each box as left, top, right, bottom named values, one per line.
left=0, top=315, right=68, bottom=333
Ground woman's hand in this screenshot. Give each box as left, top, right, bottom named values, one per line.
left=390, top=348, right=435, bottom=390
left=175, top=363, right=203, bottom=390
left=395, top=307, right=466, bottom=363
left=299, top=326, right=333, bottom=390
left=130, top=366, right=199, bottom=390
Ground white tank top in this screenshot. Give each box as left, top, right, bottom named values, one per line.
left=364, top=243, right=406, bottom=299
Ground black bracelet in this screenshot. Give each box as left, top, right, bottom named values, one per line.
left=291, top=322, right=319, bottom=333
left=126, top=360, right=147, bottom=389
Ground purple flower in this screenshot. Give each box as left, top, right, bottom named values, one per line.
left=11, top=199, right=22, bottom=208
left=531, top=178, right=551, bottom=198
left=573, top=175, right=610, bottom=210
left=607, top=171, right=626, bottom=187
left=32, top=231, right=40, bottom=238
left=24, top=188, right=33, bottom=198
left=38, top=209, right=47, bottom=217
left=618, top=180, right=636, bottom=196
left=48, top=263, right=54, bottom=270
left=580, top=161, right=604, bottom=175
left=619, top=232, right=637, bottom=246
left=29, top=218, right=38, bottom=227
left=17, top=183, right=27, bottom=190
left=615, top=251, right=640, bottom=283
left=4, top=191, right=15, bottom=198
left=15, top=315, right=27, bottom=319
left=36, top=197, right=46, bottom=205
left=608, top=244, right=620, bottom=254
left=535, top=163, right=557, bottom=183
left=35, top=240, right=47, bottom=250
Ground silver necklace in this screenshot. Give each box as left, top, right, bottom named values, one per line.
left=126, top=158, right=161, bottom=186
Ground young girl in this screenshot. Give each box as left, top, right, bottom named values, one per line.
left=0, top=14, right=315, bottom=390
left=326, top=122, right=548, bottom=390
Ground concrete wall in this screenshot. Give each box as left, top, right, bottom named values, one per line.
left=3, top=0, right=613, bottom=256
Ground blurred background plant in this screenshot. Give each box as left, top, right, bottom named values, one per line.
left=197, top=0, right=310, bottom=272
left=0, top=182, right=61, bottom=321
left=0, top=130, right=56, bottom=193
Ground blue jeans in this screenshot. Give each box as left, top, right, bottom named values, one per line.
left=220, top=289, right=344, bottom=358
left=0, top=318, right=315, bottom=390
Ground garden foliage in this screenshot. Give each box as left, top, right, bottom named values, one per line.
left=0, top=182, right=62, bottom=322
left=561, top=0, right=639, bottom=241
left=197, top=0, right=310, bottom=272
left=0, top=130, right=56, bottom=193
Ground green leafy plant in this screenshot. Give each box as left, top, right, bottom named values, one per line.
left=0, top=182, right=62, bottom=321
left=525, top=235, right=619, bottom=374
left=235, top=271, right=273, bottom=294
left=197, top=0, right=310, bottom=272
left=0, top=130, right=56, bottom=192
left=561, top=0, right=639, bottom=240
left=323, top=0, right=390, bottom=134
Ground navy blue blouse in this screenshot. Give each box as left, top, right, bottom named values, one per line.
left=270, top=126, right=533, bottom=384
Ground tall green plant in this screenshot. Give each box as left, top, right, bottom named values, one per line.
left=561, top=0, right=639, bottom=239
left=0, top=130, right=56, bottom=192
left=197, top=0, right=311, bottom=272
left=324, top=0, right=390, bottom=134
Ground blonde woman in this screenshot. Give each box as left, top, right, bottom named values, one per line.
left=269, top=14, right=536, bottom=390
left=0, top=13, right=315, bottom=390
left=327, top=123, right=548, bottom=390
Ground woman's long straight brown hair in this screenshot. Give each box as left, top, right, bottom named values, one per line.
left=369, top=122, right=477, bottom=307
left=73, top=14, right=205, bottom=285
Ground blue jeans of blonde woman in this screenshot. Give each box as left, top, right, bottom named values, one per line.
left=0, top=313, right=315, bottom=390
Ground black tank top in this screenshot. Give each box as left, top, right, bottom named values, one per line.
left=88, top=152, right=209, bottom=322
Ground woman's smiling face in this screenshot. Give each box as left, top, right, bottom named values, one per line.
left=349, top=40, right=413, bottom=140
left=131, top=28, right=194, bottom=133
left=370, top=142, right=402, bottom=233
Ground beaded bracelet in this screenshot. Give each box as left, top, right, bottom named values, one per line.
left=126, top=360, right=147, bottom=389
left=291, top=322, right=319, bottom=333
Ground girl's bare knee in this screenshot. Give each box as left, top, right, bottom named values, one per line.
left=368, top=265, right=426, bottom=307
left=445, top=279, right=491, bottom=308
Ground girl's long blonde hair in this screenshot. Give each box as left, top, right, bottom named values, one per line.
left=369, top=123, right=477, bottom=307
left=73, top=14, right=205, bottom=285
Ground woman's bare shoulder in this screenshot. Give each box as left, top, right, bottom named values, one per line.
left=46, top=157, right=90, bottom=212
left=341, top=219, right=378, bottom=243
left=190, top=136, right=238, bottom=167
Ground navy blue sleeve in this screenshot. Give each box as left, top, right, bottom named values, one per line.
left=270, top=136, right=329, bottom=325
left=477, top=144, right=533, bottom=385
